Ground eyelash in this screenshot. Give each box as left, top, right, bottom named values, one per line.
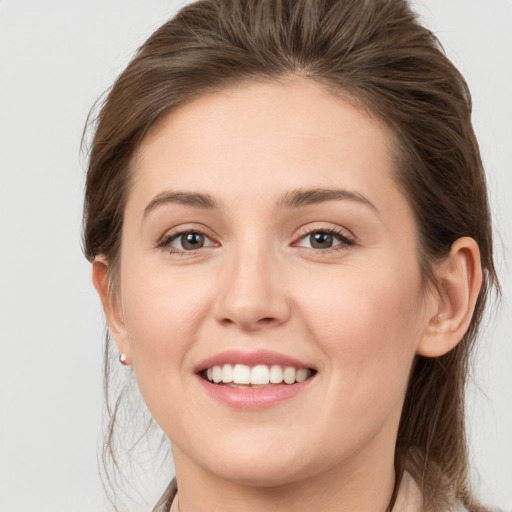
left=158, top=226, right=355, bottom=255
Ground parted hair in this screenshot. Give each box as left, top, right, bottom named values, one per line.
left=82, top=1, right=498, bottom=510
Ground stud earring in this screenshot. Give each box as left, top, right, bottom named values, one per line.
left=119, top=353, right=129, bottom=365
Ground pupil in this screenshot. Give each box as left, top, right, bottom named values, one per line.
left=182, top=232, right=204, bottom=250
left=311, top=232, right=333, bottom=249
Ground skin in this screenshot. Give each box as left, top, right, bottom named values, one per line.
left=93, top=78, right=482, bottom=512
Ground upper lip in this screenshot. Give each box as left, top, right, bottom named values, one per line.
left=194, top=349, right=315, bottom=374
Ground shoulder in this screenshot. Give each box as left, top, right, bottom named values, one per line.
left=450, top=497, right=508, bottom=512
left=392, top=472, right=505, bottom=512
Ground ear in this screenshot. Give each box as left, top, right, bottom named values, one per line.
left=91, top=257, right=131, bottom=364
left=417, top=237, right=483, bottom=358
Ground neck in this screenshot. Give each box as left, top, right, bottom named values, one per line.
left=172, top=437, right=397, bottom=512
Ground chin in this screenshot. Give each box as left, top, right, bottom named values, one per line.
left=184, top=433, right=324, bottom=488
left=206, top=458, right=313, bottom=488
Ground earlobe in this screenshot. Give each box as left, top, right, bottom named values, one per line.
left=417, top=237, right=483, bottom=358
left=91, top=258, right=130, bottom=360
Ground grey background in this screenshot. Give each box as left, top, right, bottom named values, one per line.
left=0, top=0, right=511, bottom=510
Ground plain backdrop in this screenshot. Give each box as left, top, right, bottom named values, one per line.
left=0, top=1, right=511, bottom=510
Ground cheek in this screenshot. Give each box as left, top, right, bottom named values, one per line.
left=121, top=256, right=210, bottom=337
left=296, top=260, right=424, bottom=399
left=118, top=261, right=215, bottom=400
left=285, top=264, right=424, bottom=463
left=118, top=274, right=211, bottom=436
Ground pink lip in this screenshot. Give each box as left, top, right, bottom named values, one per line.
left=194, top=349, right=314, bottom=373
left=196, top=374, right=315, bottom=410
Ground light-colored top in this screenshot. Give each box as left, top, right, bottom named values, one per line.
left=169, top=495, right=179, bottom=512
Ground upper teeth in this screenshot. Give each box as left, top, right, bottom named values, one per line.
left=205, top=364, right=311, bottom=385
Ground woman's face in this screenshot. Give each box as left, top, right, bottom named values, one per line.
left=111, top=78, right=435, bottom=486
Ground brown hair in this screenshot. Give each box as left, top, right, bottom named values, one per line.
left=82, top=1, right=498, bottom=510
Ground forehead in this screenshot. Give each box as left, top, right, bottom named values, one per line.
left=129, top=77, right=402, bottom=215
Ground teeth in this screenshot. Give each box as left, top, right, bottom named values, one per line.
left=269, top=365, right=283, bottom=383
left=205, top=363, right=312, bottom=385
left=212, top=365, right=222, bottom=383
left=283, top=367, right=296, bottom=384
left=251, top=365, right=270, bottom=385
left=221, top=364, right=234, bottom=383
left=296, top=368, right=308, bottom=383
left=233, top=364, right=251, bottom=384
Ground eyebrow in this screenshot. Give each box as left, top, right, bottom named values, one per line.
left=276, top=187, right=377, bottom=211
left=142, top=186, right=377, bottom=218
left=143, top=191, right=219, bottom=218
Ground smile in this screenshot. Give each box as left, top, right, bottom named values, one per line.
left=195, top=350, right=317, bottom=409
left=204, top=364, right=314, bottom=386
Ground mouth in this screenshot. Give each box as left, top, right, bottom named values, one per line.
left=194, top=350, right=317, bottom=408
left=201, top=363, right=316, bottom=387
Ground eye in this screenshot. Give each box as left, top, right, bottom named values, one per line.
left=163, top=230, right=216, bottom=252
left=295, top=229, right=354, bottom=250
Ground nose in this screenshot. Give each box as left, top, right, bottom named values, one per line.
left=213, top=244, right=291, bottom=331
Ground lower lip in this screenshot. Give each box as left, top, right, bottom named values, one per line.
left=196, top=375, right=314, bottom=410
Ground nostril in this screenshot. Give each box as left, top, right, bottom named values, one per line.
left=214, top=286, right=292, bottom=329
left=220, top=316, right=277, bottom=330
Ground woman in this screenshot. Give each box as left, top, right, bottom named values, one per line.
left=83, top=0, right=500, bottom=510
